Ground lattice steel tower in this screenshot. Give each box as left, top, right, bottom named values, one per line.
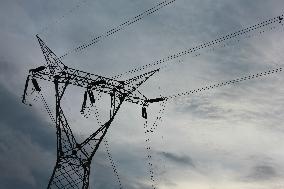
left=22, top=36, right=164, bottom=189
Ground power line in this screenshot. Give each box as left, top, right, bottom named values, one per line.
left=111, top=19, right=283, bottom=80
left=91, top=94, right=124, bottom=189
left=59, top=0, right=177, bottom=59
left=39, top=0, right=90, bottom=35
left=144, top=120, right=156, bottom=189
left=112, top=14, right=284, bottom=79
left=193, top=22, right=282, bottom=60
left=143, top=100, right=167, bottom=189
left=39, top=93, right=56, bottom=124
left=163, top=67, right=283, bottom=101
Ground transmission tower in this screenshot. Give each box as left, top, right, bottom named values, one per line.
left=22, top=35, right=164, bottom=189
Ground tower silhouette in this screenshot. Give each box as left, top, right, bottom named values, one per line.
left=22, top=36, right=164, bottom=189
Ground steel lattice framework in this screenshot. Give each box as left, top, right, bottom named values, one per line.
left=22, top=36, right=164, bottom=189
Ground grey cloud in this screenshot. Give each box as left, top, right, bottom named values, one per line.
left=159, top=151, right=195, bottom=167
left=91, top=149, right=152, bottom=189
left=0, top=123, right=54, bottom=189
left=174, top=96, right=231, bottom=119
left=0, top=59, right=15, bottom=75
left=0, top=82, right=56, bottom=151
left=0, top=84, right=55, bottom=189
left=244, top=164, right=279, bottom=182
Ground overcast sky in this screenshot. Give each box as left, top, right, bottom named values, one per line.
left=1, top=0, right=284, bottom=189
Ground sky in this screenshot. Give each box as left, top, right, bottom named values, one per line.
left=1, top=0, right=284, bottom=188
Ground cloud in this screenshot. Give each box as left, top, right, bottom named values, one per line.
left=159, top=151, right=195, bottom=167
left=0, top=83, right=55, bottom=189
left=174, top=96, right=231, bottom=119
left=247, top=165, right=278, bottom=181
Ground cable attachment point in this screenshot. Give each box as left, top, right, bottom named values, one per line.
left=278, top=16, right=283, bottom=23
left=142, top=101, right=149, bottom=119
left=145, top=97, right=165, bottom=103
left=142, top=97, right=165, bottom=119
left=81, top=89, right=96, bottom=115
left=29, top=66, right=46, bottom=73
left=31, top=78, right=41, bottom=92
left=80, top=90, right=88, bottom=114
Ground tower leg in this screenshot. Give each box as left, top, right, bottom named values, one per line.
left=47, top=159, right=91, bottom=189
left=47, top=80, right=125, bottom=189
